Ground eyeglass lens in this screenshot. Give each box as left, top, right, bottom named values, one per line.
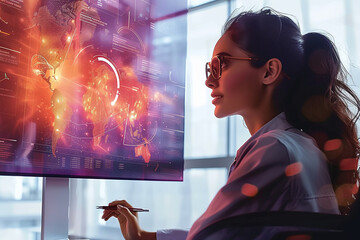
left=206, top=57, right=221, bottom=79
left=211, top=57, right=220, bottom=79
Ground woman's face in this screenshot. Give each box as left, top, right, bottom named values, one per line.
left=206, top=32, right=265, bottom=118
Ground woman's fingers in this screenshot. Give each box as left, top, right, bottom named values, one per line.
left=101, top=210, right=110, bottom=220
left=108, top=200, right=138, bottom=218
left=117, top=205, right=142, bottom=238
left=102, top=210, right=118, bottom=221
left=100, top=200, right=145, bottom=240
left=101, top=200, right=138, bottom=221
left=117, top=205, right=136, bottom=220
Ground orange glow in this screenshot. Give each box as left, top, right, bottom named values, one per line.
left=285, top=234, right=312, bottom=240
left=285, top=162, right=303, bottom=177
left=135, top=142, right=151, bottom=163
left=339, top=158, right=358, bottom=170
left=81, top=61, right=151, bottom=162
left=335, top=184, right=357, bottom=206
left=26, top=6, right=153, bottom=162
left=122, top=67, right=136, bottom=78
left=129, top=111, right=137, bottom=122
left=241, top=183, right=258, bottom=197
left=0, top=30, right=10, bottom=36
left=323, top=139, right=342, bottom=152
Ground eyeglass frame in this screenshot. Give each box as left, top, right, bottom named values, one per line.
left=205, top=55, right=254, bottom=80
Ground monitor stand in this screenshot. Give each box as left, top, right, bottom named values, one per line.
left=41, top=177, right=69, bottom=240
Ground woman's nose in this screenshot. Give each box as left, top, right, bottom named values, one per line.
left=205, top=75, right=218, bottom=89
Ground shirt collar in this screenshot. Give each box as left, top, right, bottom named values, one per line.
left=229, top=112, right=294, bottom=175
left=249, top=112, right=293, bottom=140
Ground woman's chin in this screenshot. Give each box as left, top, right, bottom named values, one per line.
left=214, top=109, right=228, bottom=118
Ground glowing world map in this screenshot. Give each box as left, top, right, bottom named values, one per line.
left=0, top=0, right=186, bottom=180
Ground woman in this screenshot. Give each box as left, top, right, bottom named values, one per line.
left=101, top=8, right=360, bottom=240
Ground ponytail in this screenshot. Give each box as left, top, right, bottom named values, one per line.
left=285, top=32, right=360, bottom=215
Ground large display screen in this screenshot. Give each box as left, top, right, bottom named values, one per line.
left=0, top=0, right=186, bottom=181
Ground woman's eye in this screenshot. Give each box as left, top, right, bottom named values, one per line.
left=221, top=60, right=229, bottom=69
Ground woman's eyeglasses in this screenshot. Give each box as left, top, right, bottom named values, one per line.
left=205, top=55, right=253, bottom=80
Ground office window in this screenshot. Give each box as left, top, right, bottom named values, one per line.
left=259, top=0, right=305, bottom=28
left=0, top=176, right=42, bottom=240
left=188, top=0, right=215, bottom=8
left=307, top=0, right=348, bottom=68
left=350, top=0, right=360, bottom=88
left=235, top=0, right=266, bottom=11
left=184, top=2, right=229, bottom=159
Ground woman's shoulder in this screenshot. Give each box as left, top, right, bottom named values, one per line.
left=237, top=128, right=321, bottom=164
left=264, top=128, right=322, bottom=156
left=243, top=128, right=304, bottom=154
left=251, top=129, right=327, bottom=172
left=232, top=128, right=329, bottom=188
left=234, top=131, right=291, bottom=172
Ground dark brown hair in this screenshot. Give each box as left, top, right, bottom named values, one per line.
left=224, top=8, right=360, bottom=215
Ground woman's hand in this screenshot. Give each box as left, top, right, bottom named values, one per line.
left=101, top=200, right=156, bottom=240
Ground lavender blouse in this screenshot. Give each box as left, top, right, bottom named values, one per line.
left=157, top=113, right=339, bottom=240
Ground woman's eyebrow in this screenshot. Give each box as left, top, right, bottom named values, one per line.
left=215, top=52, right=232, bottom=57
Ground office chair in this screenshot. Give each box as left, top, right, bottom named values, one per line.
left=192, top=211, right=349, bottom=240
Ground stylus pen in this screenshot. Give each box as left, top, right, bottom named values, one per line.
left=96, top=205, right=149, bottom=212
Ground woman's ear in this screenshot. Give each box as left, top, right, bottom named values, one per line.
left=262, top=58, right=282, bottom=85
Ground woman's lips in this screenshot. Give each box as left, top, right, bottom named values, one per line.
left=212, top=95, right=223, bottom=105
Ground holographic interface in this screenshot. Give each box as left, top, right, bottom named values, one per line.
left=0, top=0, right=186, bottom=180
